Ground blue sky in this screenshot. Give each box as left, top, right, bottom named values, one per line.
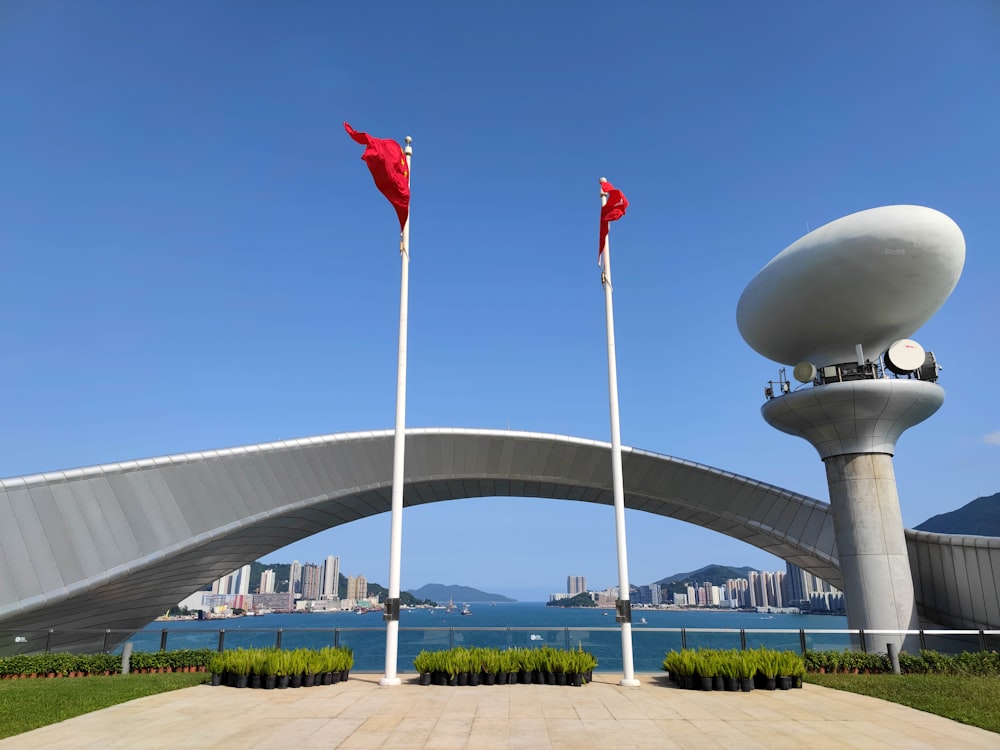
left=2, top=2, right=997, bottom=601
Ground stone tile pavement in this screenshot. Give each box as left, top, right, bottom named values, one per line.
left=1, top=673, right=997, bottom=749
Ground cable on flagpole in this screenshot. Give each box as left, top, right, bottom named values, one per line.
left=600, top=177, right=613, bottom=291
left=400, top=136, right=413, bottom=255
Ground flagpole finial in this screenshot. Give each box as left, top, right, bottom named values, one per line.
left=600, top=177, right=608, bottom=194
left=404, top=136, right=413, bottom=156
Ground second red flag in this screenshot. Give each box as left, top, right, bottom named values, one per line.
left=599, top=180, right=628, bottom=265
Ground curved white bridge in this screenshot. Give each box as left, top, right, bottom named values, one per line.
left=0, top=428, right=996, bottom=653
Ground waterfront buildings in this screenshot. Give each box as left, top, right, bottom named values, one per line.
left=554, top=565, right=843, bottom=614
left=191, top=553, right=371, bottom=616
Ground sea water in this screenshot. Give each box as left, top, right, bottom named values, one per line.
left=135, top=603, right=849, bottom=673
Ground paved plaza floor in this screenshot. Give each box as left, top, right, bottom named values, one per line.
left=1, top=672, right=997, bottom=749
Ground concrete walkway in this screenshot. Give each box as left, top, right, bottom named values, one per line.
left=2, top=673, right=997, bottom=749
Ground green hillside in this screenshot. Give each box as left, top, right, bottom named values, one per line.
left=915, top=491, right=1000, bottom=536
left=653, top=564, right=758, bottom=595
left=407, top=583, right=516, bottom=603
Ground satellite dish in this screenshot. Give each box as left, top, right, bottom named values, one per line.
left=793, top=362, right=817, bottom=383
left=884, top=339, right=926, bottom=375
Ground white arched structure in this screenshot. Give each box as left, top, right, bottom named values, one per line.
left=0, top=428, right=996, bottom=654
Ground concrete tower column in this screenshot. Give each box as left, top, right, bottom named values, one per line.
left=824, top=453, right=917, bottom=634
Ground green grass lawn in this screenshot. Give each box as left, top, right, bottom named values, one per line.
left=805, top=673, right=1000, bottom=734
left=0, top=673, right=207, bottom=740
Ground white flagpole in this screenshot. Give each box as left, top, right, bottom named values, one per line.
left=600, top=178, right=640, bottom=687
left=380, top=135, right=412, bottom=687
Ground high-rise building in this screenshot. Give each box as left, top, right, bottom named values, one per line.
left=323, top=556, right=340, bottom=599
left=784, top=563, right=841, bottom=610
left=236, top=565, right=251, bottom=596
left=633, top=584, right=661, bottom=605
left=567, top=576, right=586, bottom=595
left=346, top=574, right=368, bottom=601
left=289, top=560, right=302, bottom=595
left=301, top=563, right=322, bottom=600
left=212, top=568, right=243, bottom=596
left=260, top=569, right=276, bottom=594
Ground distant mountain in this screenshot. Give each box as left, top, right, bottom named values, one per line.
left=406, top=583, right=516, bottom=603
left=653, top=564, right=758, bottom=595
left=914, top=491, right=1000, bottom=536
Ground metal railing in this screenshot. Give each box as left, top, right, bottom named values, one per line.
left=4, top=626, right=998, bottom=673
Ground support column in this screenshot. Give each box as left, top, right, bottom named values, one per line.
left=824, top=453, right=919, bottom=647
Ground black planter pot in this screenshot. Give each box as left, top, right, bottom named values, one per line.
left=482, top=672, right=495, bottom=686
left=264, top=675, right=276, bottom=690
left=793, top=676, right=803, bottom=688
left=518, top=670, right=530, bottom=685
left=506, top=672, right=518, bottom=685
left=210, top=673, right=222, bottom=687
left=340, top=669, right=350, bottom=682
left=250, top=674, right=262, bottom=689
left=457, top=672, right=469, bottom=686
left=723, top=676, right=739, bottom=692
left=762, top=676, right=777, bottom=691
left=330, top=671, right=341, bottom=684
left=235, top=674, right=249, bottom=689
left=777, top=676, right=793, bottom=690
left=545, top=671, right=556, bottom=686
left=572, top=673, right=583, bottom=687
left=699, top=676, right=714, bottom=691
left=303, top=673, right=316, bottom=688
left=290, top=673, right=302, bottom=688
left=712, top=676, right=725, bottom=691
left=555, top=672, right=567, bottom=686
left=446, top=674, right=457, bottom=686
left=277, top=675, right=289, bottom=689
left=321, top=671, right=333, bottom=685
left=739, top=677, right=753, bottom=692
left=433, top=671, right=446, bottom=686
left=468, top=672, right=480, bottom=686
left=532, top=670, right=544, bottom=685
left=418, top=672, right=432, bottom=686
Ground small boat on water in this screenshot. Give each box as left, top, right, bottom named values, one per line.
left=460, top=603, right=472, bottom=615
left=638, top=617, right=648, bottom=625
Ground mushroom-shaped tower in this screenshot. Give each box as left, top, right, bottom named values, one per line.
left=737, top=205, right=965, bottom=647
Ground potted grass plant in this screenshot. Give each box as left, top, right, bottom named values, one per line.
left=414, top=650, right=434, bottom=686
left=755, top=647, right=779, bottom=691
left=777, top=650, right=805, bottom=689
left=719, top=650, right=741, bottom=692
left=735, top=649, right=755, bottom=692
left=208, top=652, right=226, bottom=686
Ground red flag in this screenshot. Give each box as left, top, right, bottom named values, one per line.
left=345, top=122, right=410, bottom=230
left=599, top=181, right=628, bottom=264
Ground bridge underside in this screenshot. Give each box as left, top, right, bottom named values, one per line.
left=0, top=429, right=995, bottom=654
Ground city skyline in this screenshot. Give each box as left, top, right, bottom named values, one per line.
left=2, top=4, right=997, bottom=604
left=206, top=556, right=842, bottom=616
